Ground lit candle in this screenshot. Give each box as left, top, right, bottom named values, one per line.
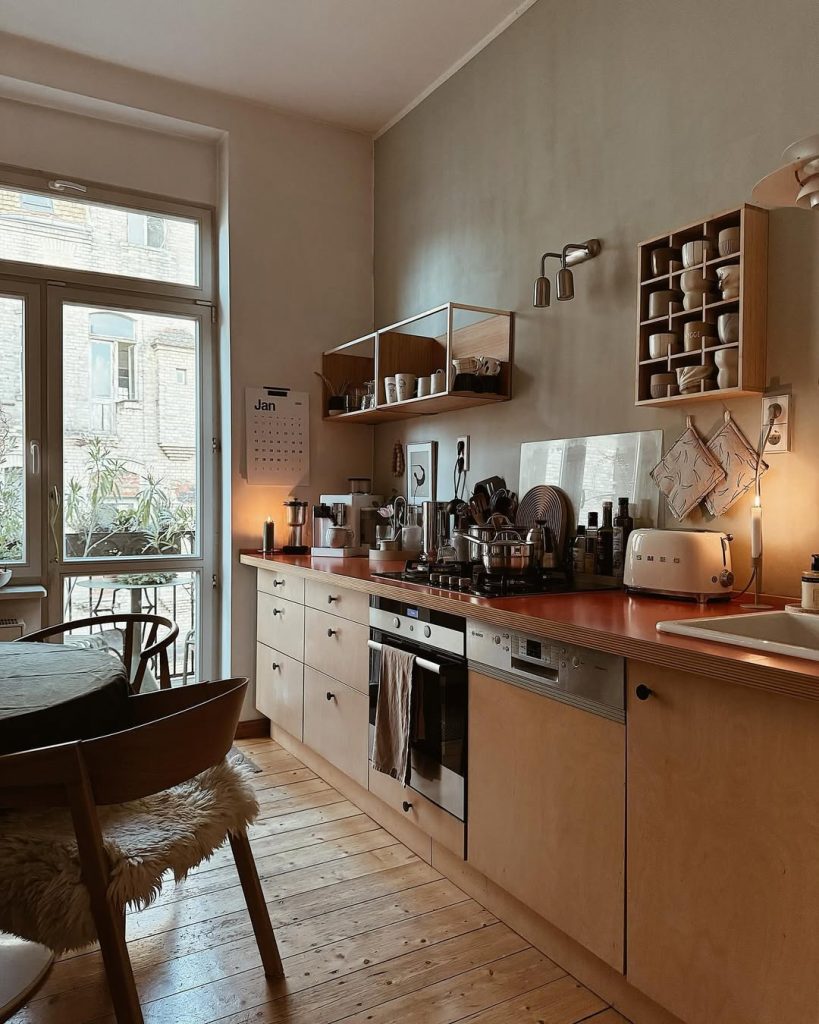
left=262, top=517, right=275, bottom=554
left=750, top=501, right=763, bottom=560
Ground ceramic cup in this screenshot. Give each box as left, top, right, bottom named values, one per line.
left=452, top=356, right=480, bottom=375
left=715, top=348, right=739, bottom=389
left=648, top=332, right=679, bottom=359
left=395, top=372, right=417, bottom=402
left=326, top=526, right=352, bottom=549
left=682, top=238, right=716, bottom=269
left=384, top=376, right=397, bottom=404
left=718, top=227, right=741, bottom=257
left=717, top=265, right=740, bottom=300
left=650, top=246, right=681, bottom=276
left=479, top=357, right=501, bottom=376
left=680, top=268, right=717, bottom=292
left=717, top=312, right=740, bottom=344
left=648, top=289, right=682, bottom=318
left=430, top=369, right=447, bottom=394
left=650, top=372, right=677, bottom=399
left=683, top=320, right=716, bottom=351
left=416, top=375, right=430, bottom=397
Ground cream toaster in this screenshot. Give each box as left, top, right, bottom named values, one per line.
left=623, top=528, right=734, bottom=603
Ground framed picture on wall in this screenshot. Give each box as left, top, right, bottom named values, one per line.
left=406, top=441, right=437, bottom=504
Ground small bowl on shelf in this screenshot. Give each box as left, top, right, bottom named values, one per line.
left=715, top=348, right=739, bottom=388
left=648, top=332, right=680, bottom=359
left=676, top=364, right=716, bottom=393
left=682, top=238, right=716, bottom=269
left=648, top=289, right=682, bottom=318
left=650, top=246, right=682, bottom=276
left=682, top=290, right=718, bottom=311
left=683, top=320, right=717, bottom=351
left=717, top=312, right=740, bottom=344
left=718, top=227, right=741, bottom=256
left=650, top=372, right=678, bottom=399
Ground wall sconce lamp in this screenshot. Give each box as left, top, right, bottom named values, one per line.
left=533, top=239, right=602, bottom=308
left=752, top=133, right=819, bottom=210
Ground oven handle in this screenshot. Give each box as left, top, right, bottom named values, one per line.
left=367, top=639, right=443, bottom=675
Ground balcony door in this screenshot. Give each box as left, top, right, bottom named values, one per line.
left=0, top=165, right=218, bottom=683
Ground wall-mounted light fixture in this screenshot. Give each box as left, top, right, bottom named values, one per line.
left=533, top=239, right=601, bottom=308
left=752, top=133, right=819, bottom=210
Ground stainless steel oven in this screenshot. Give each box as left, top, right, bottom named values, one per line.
left=368, top=596, right=468, bottom=821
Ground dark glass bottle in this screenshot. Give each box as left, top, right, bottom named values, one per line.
left=613, top=497, right=634, bottom=577
left=597, top=501, right=614, bottom=576
left=584, top=512, right=598, bottom=574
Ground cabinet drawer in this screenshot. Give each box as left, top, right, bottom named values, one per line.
left=304, top=606, right=369, bottom=693
left=255, top=642, right=303, bottom=740
left=305, top=578, right=369, bottom=624
left=257, top=568, right=304, bottom=604
left=368, top=763, right=465, bottom=859
left=257, top=591, right=304, bottom=662
left=303, top=667, right=369, bottom=788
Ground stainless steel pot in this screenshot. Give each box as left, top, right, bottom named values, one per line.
left=457, top=529, right=535, bottom=575
left=465, top=515, right=515, bottom=561
left=422, top=501, right=450, bottom=561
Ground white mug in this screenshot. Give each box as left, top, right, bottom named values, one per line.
left=479, top=357, right=501, bottom=376
left=416, top=376, right=430, bottom=397
left=326, top=526, right=352, bottom=549
left=384, top=376, right=397, bottom=403
left=430, top=369, right=446, bottom=394
left=395, top=372, right=417, bottom=402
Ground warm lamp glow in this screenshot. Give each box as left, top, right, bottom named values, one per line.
left=750, top=503, right=763, bottom=561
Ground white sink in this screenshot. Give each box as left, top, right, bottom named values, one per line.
left=656, top=609, right=819, bottom=662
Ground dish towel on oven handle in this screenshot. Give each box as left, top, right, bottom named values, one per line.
left=372, top=644, right=416, bottom=784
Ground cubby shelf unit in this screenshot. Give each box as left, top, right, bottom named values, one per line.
left=635, top=204, right=768, bottom=406
left=321, top=302, right=513, bottom=423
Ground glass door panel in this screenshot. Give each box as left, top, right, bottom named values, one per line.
left=61, top=302, right=200, bottom=562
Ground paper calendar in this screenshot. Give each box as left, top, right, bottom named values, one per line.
left=245, top=387, right=310, bottom=486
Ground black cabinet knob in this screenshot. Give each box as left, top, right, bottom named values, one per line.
left=272, top=608, right=283, bottom=617
left=635, top=684, right=654, bottom=701
left=326, top=691, right=335, bottom=701
left=271, top=663, right=280, bottom=670
left=327, top=595, right=339, bottom=604
left=401, top=800, right=412, bottom=812
left=272, top=579, right=284, bottom=587
left=327, top=628, right=337, bottom=637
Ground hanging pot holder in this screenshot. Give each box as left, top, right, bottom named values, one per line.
left=650, top=416, right=726, bottom=520
left=703, top=411, right=768, bottom=517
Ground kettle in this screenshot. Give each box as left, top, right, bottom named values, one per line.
left=526, top=519, right=556, bottom=570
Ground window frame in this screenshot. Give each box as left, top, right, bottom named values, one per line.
left=0, top=164, right=214, bottom=302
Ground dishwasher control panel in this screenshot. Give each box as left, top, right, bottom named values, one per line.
left=466, top=619, right=624, bottom=717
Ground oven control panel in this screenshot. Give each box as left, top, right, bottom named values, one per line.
left=466, top=619, right=624, bottom=719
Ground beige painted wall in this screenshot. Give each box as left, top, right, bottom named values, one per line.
left=0, top=33, right=374, bottom=715
left=373, top=0, right=819, bottom=598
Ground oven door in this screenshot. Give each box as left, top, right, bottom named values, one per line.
left=368, top=628, right=468, bottom=820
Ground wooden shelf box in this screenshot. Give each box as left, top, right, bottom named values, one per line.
left=321, top=302, right=513, bottom=423
left=635, top=204, right=768, bottom=407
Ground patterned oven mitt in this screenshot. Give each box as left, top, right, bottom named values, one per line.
left=703, top=411, right=767, bottom=517
left=650, top=416, right=726, bottom=520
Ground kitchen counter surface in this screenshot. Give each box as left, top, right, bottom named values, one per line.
left=240, top=551, right=819, bottom=701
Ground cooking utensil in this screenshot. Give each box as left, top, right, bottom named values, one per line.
left=457, top=529, right=534, bottom=576
left=473, top=476, right=506, bottom=499
left=421, top=501, right=450, bottom=561
left=469, top=491, right=489, bottom=525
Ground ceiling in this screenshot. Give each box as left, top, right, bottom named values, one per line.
left=0, top=0, right=536, bottom=134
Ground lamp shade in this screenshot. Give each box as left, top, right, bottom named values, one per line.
left=533, top=276, right=550, bottom=307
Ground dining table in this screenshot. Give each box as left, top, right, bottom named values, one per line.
left=0, top=641, right=130, bottom=1019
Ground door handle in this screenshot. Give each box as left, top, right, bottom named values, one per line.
left=401, top=801, right=413, bottom=813
left=48, top=485, right=61, bottom=562
left=29, top=440, right=41, bottom=475
left=635, top=684, right=654, bottom=701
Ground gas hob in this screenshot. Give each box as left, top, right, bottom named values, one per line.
left=372, top=560, right=621, bottom=598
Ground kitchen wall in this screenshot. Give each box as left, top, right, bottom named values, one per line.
left=372, top=0, right=819, bottom=598
left=0, top=33, right=374, bottom=715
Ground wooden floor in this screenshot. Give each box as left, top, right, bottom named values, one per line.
left=10, top=737, right=631, bottom=1024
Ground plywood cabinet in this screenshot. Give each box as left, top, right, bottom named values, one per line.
left=303, top=666, right=369, bottom=788
left=304, top=606, right=369, bottom=694
left=468, top=670, right=625, bottom=971
left=627, top=661, right=819, bottom=1024
left=256, top=590, right=304, bottom=662
left=255, top=642, right=303, bottom=740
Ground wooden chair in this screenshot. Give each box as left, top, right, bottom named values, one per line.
left=0, top=677, right=284, bottom=1024
left=18, top=613, right=180, bottom=692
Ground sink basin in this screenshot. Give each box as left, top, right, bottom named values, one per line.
left=656, top=609, right=819, bottom=662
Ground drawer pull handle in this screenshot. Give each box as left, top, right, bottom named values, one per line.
left=326, top=691, right=335, bottom=701
left=272, top=609, right=283, bottom=617
left=635, top=684, right=654, bottom=701
left=271, top=662, right=280, bottom=670
left=401, top=800, right=413, bottom=813
left=327, top=595, right=339, bottom=604
left=327, top=628, right=338, bottom=637
left=272, top=580, right=285, bottom=588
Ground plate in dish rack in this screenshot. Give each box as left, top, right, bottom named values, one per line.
left=515, top=485, right=570, bottom=556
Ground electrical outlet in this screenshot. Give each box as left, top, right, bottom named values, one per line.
left=456, top=435, right=470, bottom=472
left=761, top=394, right=791, bottom=454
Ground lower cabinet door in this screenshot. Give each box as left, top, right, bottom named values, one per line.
left=468, top=670, right=625, bottom=972
left=303, top=666, right=369, bottom=789
left=368, top=763, right=465, bottom=859
left=255, top=642, right=303, bottom=740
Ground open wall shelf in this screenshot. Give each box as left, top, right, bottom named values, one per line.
left=635, top=204, right=768, bottom=406
left=321, top=302, right=513, bottom=423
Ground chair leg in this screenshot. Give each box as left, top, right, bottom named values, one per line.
left=87, top=897, right=144, bottom=1024
left=229, top=830, right=284, bottom=979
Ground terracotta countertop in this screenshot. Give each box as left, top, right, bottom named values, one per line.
left=240, top=551, right=819, bottom=702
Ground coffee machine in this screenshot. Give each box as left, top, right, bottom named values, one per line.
left=311, top=491, right=382, bottom=557
left=282, top=499, right=308, bottom=554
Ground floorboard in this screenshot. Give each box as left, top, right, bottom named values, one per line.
left=9, top=737, right=631, bottom=1024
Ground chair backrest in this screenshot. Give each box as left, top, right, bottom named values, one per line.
left=0, top=677, right=247, bottom=809
left=17, top=613, right=180, bottom=692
